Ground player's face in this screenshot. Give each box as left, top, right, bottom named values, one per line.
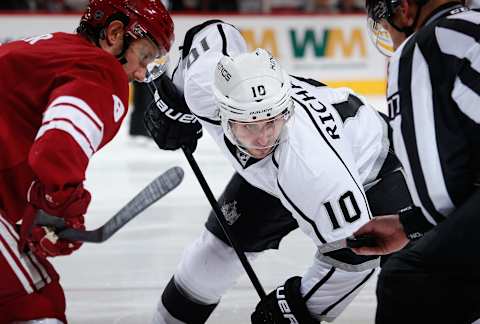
left=381, top=18, right=408, bottom=50
left=230, top=112, right=289, bottom=159
left=367, top=0, right=413, bottom=55
left=123, top=38, right=161, bottom=82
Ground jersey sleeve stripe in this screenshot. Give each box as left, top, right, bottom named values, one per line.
left=441, top=25, right=480, bottom=123
left=303, top=266, right=336, bottom=301
left=410, top=45, right=456, bottom=216
left=440, top=20, right=480, bottom=42
left=452, top=77, right=480, bottom=123
left=50, top=103, right=103, bottom=131
left=42, top=104, right=104, bottom=150
left=446, top=11, right=480, bottom=31
left=435, top=26, right=480, bottom=73
left=397, top=44, right=449, bottom=222
left=0, top=215, right=19, bottom=241
left=216, top=24, right=229, bottom=56
left=194, top=113, right=221, bottom=125
left=26, top=251, right=51, bottom=288
left=0, top=217, right=36, bottom=293
left=0, top=238, right=34, bottom=294
left=24, top=252, right=50, bottom=289
left=435, top=26, right=476, bottom=60
left=48, top=95, right=104, bottom=130
left=3, top=225, right=50, bottom=290
left=320, top=269, right=376, bottom=317
left=36, top=119, right=95, bottom=158
left=458, top=62, right=480, bottom=96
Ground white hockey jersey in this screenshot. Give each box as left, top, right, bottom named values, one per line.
left=173, top=21, right=388, bottom=248
left=170, top=20, right=388, bottom=321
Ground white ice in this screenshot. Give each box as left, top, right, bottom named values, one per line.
left=51, top=97, right=387, bottom=324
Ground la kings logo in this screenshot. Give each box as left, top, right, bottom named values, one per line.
left=236, top=149, right=250, bottom=167
left=221, top=201, right=241, bottom=225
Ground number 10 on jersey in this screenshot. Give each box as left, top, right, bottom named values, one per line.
left=324, top=191, right=361, bottom=230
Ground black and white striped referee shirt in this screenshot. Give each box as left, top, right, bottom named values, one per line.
left=387, top=2, right=480, bottom=227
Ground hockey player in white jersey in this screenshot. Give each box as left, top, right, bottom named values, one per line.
left=145, top=20, right=413, bottom=323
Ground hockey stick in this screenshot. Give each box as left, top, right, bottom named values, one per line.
left=144, top=80, right=266, bottom=298
left=34, top=166, right=184, bottom=243
left=181, top=146, right=267, bottom=299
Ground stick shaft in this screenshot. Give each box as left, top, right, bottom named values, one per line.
left=182, top=146, right=266, bottom=299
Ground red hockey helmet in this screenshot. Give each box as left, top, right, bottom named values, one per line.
left=81, top=0, right=174, bottom=55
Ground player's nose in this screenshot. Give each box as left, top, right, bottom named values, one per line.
left=133, top=66, right=148, bottom=82
left=256, top=128, right=274, bottom=146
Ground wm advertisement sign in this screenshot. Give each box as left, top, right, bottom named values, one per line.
left=242, top=27, right=366, bottom=59
left=224, top=15, right=386, bottom=95
left=229, top=16, right=387, bottom=95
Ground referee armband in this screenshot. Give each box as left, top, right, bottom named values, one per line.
left=399, top=206, right=435, bottom=240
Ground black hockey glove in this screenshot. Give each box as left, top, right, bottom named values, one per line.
left=398, top=206, right=434, bottom=240
left=251, top=277, right=318, bottom=324
left=144, top=74, right=202, bottom=153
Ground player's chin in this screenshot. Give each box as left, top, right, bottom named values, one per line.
left=247, top=147, right=273, bottom=159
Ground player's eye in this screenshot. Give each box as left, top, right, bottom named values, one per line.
left=245, top=124, right=259, bottom=132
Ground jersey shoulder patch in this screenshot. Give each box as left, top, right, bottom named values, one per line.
left=332, top=94, right=365, bottom=122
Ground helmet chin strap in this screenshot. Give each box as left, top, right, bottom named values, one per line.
left=388, top=0, right=426, bottom=37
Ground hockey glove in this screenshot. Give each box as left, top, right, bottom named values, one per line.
left=251, top=276, right=318, bottom=324
left=144, top=74, right=203, bottom=153
left=20, top=181, right=91, bottom=258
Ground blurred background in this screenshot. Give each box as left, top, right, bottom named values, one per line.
left=0, top=0, right=365, bottom=13
left=1, top=0, right=477, bottom=13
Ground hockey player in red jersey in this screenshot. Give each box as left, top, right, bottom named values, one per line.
left=0, top=0, right=173, bottom=323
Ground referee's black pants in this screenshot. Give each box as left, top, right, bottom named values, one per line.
left=376, top=190, right=480, bottom=324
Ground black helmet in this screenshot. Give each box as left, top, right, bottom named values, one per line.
left=366, top=0, right=402, bottom=23
left=365, top=0, right=429, bottom=56
left=366, top=0, right=428, bottom=22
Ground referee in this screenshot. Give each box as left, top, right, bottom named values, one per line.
left=353, top=0, right=480, bottom=323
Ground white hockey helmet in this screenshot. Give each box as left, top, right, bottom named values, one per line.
left=212, top=48, right=294, bottom=157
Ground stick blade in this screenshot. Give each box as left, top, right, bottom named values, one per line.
left=35, top=166, right=184, bottom=243
left=73, top=166, right=184, bottom=242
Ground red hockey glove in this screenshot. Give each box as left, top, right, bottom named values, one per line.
left=21, top=181, right=91, bottom=258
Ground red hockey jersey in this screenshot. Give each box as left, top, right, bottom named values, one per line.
left=0, top=32, right=129, bottom=223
